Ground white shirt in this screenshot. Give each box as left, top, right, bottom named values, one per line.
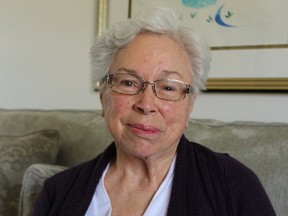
left=85, top=157, right=176, bottom=216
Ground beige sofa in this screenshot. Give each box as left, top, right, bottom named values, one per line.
left=0, top=109, right=287, bottom=216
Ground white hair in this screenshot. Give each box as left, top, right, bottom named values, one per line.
left=91, top=7, right=211, bottom=93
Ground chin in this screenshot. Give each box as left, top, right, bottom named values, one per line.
left=129, top=144, right=158, bottom=159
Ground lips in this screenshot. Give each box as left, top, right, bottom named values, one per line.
left=127, top=123, right=161, bottom=136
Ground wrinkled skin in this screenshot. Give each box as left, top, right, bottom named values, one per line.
left=101, top=33, right=196, bottom=162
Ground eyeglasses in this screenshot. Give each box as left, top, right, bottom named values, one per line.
left=103, top=73, right=194, bottom=101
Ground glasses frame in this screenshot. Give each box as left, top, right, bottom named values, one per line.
left=103, top=73, right=194, bottom=101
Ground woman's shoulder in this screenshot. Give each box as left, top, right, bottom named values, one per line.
left=188, top=140, right=275, bottom=215
left=45, top=156, right=102, bottom=187
left=181, top=137, right=261, bottom=192
left=46, top=143, right=116, bottom=187
left=190, top=140, right=257, bottom=178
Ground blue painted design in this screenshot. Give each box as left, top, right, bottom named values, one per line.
left=215, top=4, right=235, bottom=27
left=182, top=0, right=217, bottom=8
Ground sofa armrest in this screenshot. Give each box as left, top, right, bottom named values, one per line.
left=18, top=164, right=67, bottom=216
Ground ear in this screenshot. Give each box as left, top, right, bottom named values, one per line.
left=100, top=90, right=104, bottom=117
left=99, top=81, right=106, bottom=106
left=100, top=90, right=103, bottom=105
left=185, top=94, right=196, bottom=128
left=189, top=94, right=196, bottom=114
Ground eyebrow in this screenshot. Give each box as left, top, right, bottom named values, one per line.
left=160, top=70, right=184, bottom=79
left=115, top=67, right=184, bottom=79
left=115, top=67, right=137, bottom=74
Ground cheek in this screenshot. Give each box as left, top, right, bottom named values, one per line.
left=161, top=103, right=183, bottom=122
left=102, top=93, right=132, bottom=116
left=162, top=101, right=191, bottom=126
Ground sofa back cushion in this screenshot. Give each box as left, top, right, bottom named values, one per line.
left=0, top=109, right=113, bottom=167
left=185, top=118, right=288, bottom=216
left=19, top=164, right=67, bottom=216
left=0, top=130, right=60, bottom=216
left=0, top=109, right=287, bottom=215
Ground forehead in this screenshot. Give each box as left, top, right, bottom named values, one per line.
left=110, top=33, right=192, bottom=81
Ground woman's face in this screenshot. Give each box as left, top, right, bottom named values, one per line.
left=101, top=33, right=196, bottom=159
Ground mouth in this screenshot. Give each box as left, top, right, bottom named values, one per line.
left=127, top=123, right=161, bottom=137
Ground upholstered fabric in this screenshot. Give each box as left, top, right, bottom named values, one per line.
left=185, top=119, right=288, bottom=216
left=0, top=130, right=60, bottom=216
left=0, top=109, right=287, bottom=216
left=32, top=139, right=276, bottom=216
left=0, top=109, right=112, bottom=167
left=19, top=164, right=67, bottom=216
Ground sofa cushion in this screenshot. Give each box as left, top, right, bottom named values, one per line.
left=184, top=119, right=288, bottom=216
left=0, top=109, right=113, bottom=167
left=0, top=130, right=60, bottom=216
left=19, top=164, right=67, bottom=216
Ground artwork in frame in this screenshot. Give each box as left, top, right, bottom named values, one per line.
left=97, top=0, right=288, bottom=91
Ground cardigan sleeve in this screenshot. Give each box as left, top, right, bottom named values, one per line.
left=220, top=154, right=276, bottom=216
left=32, top=168, right=75, bottom=216
left=32, top=162, right=95, bottom=216
left=32, top=146, right=114, bottom=216
left=32, top=182, right=52, bottom=216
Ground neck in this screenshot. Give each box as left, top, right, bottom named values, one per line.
left=109, top=145, right=177, bottom=185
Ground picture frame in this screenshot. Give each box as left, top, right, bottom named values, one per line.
left=97, top=0, right=288, bottom=91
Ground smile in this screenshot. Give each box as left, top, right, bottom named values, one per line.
left=127, top=123, right=161, bottom=136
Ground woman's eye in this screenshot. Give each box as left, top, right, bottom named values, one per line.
left=162, top=85, right=176, bottom=91
left=119, top=80, right=136, bottom=87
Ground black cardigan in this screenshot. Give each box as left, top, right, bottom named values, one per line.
left=33, top=136, right=276, bottom=216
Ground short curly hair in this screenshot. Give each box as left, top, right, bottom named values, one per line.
left=90, top=7, right=211, bottom=93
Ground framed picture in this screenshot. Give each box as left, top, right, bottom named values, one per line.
left=97, top=0, right=288, bottom=91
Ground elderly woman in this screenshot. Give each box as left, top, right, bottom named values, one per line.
left=33, top=7, right=275, bottom=216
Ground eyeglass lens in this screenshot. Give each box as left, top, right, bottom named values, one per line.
left=107, top=73, right=191, bottom=101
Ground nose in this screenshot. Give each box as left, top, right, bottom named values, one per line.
left=133, top=83, right=157, bottom=114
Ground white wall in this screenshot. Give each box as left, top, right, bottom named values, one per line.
left=0, top=0, right=287, bottom=123
left=0, top=0, right=98, bottom=109
left=193, top=93, right=288, bottom=123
